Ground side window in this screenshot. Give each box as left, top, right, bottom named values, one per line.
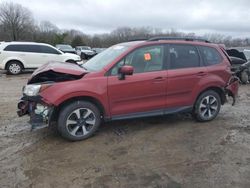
left=199, top=46, right=222, bottom=65
left=4, top=45, right=20, bottom=51
left=111, top=45, right=164, bottom=75
left=4, top=44, right=40, bottom=53
left=40, top=45, right=61, bottom=54
left=169, top=45, right=200, bottom=69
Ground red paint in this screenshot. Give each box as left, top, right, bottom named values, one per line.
left=38, top=40, right=238, bottom=119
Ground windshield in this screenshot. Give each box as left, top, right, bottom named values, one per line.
left=79, top=46, right=91, bottom=50
left=83, top=45, right=129, bottom=71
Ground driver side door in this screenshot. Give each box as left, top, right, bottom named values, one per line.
left=107, top=45, right=167, bottom=118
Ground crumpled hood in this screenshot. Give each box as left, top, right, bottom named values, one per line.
left=32, top=61, right=87, bottom=77
left=28, top=62, right=88, bottom=84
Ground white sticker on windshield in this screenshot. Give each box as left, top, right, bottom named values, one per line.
left=113, top=46, right=124, bottom=50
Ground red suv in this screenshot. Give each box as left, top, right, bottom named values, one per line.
left=17, top=37, right=239, bottom=141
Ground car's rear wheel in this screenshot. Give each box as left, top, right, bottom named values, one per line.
left=57, top=101, right=101, bottom=141
left=240, top=69, right=249, bottom=84
left=6, top=61, right=23, bottom=75
left=193, top=90, right=221, bottom=122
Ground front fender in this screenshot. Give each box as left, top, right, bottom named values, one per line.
left=39, top=78, right=109, bottom=116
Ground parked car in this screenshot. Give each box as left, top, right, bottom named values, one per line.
left=92, top=48, right=106, bottom=54
left=0, top=42, right=81, bottom=75
left=55, top=44, right=76, bottom=54
left=226, top=47, right=250, bottom=61
left=17, top=37, right=239, bottom=141
left=75, top=46, right=96, bottom=60
left=226, top=48, right=250, bottom=84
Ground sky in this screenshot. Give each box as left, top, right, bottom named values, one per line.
left=1, top=0, right=250, bottom=37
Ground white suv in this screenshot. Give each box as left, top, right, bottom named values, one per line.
left=75, top=46, right=96, bottom=60
left=0, top=42, right=81, bottom=74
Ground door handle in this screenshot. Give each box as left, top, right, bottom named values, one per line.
left=196, top=72, right=206, bottom=77
left=153, top=77, right=165, bottom=81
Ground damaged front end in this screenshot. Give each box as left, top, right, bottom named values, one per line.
left=17, top=95, right=54, bottom=130
left=17, top=62, right=88, bottom=130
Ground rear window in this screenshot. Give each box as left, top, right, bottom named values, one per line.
left=40, top=45, right=61, bottom=54
left=199, top=46, right=222, bottom=66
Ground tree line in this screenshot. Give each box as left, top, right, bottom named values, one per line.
left=0, top=1, right=249, bottom=48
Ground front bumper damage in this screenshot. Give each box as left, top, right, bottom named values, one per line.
left=17, top=95, right=54, bottom=130
left=224, top=76, right=239, bottom=105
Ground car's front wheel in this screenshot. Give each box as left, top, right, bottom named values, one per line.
left=6, top=61, right=23, bottom=75
left=81, top=53, right=86, bottom=60
left=193, top=90, right=221, bottom=122
left=58, top=101, right=101, bottom=141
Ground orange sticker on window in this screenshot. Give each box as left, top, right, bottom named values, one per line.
left=144, top=53, right=151, bottom=61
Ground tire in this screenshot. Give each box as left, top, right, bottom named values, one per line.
left=193, top=90, right=221, bottom=122
left=6, top=61, right=23, bottom=75
left=240, top=69, right=249, bottom=84
left=81, top=53, right=86, bottom=60
left=57, top=101, right=101, bottom=141
left=66, top=60, right=76, bottom=64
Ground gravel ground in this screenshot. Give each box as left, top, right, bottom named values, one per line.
left=0, top=70, right=250, bottom=188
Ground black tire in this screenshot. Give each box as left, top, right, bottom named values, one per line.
left=6, top=61, right=23, bottom=75
left=240, top=69, right=249, bottom=84
left=193, top=90, right=221, bottom=122
left=66, top=60, right=76, bottom=64
left=81, top=53, right=86, bottom=60
left=57, top=101, right=101, bottom=141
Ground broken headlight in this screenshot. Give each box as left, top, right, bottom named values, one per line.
left=23, top=84, right=52, bottom=96
left=23, top=84, right=41, bottom=96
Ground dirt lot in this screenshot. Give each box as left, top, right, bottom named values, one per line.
left=0, top=71, right=250, bottom=188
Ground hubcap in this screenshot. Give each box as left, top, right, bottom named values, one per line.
left=9, top=63, right=21, bottom=74
left=66, top=108, right=96, bottom=137
left=199, top=95, right=218, bottom=120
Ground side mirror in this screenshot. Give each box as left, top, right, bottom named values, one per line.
left=118, top=65, right=134, bottom=80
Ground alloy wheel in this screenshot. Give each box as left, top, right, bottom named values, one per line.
left=199, top=95, right=219, bottom=120
left=66, top=108, right=96, bottom=137
left=9, top=63, right=21, bottom=74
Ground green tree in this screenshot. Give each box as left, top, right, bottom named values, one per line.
left=71, top=35, right=85, bottom=47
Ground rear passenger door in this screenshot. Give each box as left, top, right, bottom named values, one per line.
left=166, top=44, right=207, bottom=108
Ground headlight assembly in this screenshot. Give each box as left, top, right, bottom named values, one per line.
left=23, top=84, right=52, bottom=96
left=23, top=85, right=41, bottom=96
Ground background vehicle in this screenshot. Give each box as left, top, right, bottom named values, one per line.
left=92, top=48, right=106, bottom=54
left=55, top=44, right=76, bottom=54
left=226, top=48, right=250, bottom=84
left=18, top=38, right=239, bottom=141
left=75, top=46, right=96, bottom=60
left=0, top=42, right=81, bottom=74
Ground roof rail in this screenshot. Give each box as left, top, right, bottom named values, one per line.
left=128, top=38, right=148, bottom=42
left=147, top=37, right=210, bottom=43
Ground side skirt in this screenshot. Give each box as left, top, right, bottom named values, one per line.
left=106, top=106, right=193, bottom=121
